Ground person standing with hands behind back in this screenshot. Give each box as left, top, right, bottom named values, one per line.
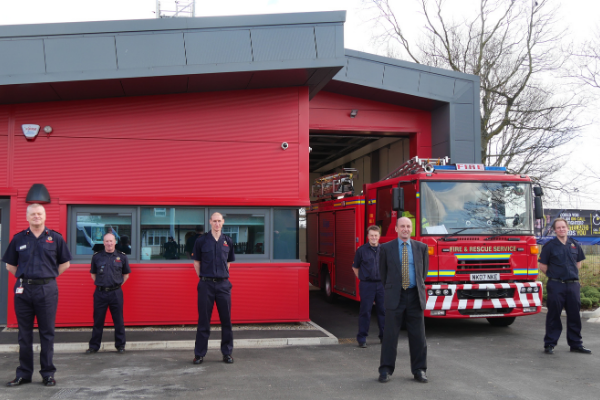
left=2, top=204, right=71, bottom=387
left=192, top=212, right=235, bottom=365
left=352, top=225, right=385, bottom=348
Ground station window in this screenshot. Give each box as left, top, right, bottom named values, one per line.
left=71, top=207, right=136, bottom=258
left=68, top=206, right=300, bottom=262
left=210, top=209, right=268, bottom=258
left=140, top=207, right=205, bottom=260
left=273, top=209, right=299, bottom=260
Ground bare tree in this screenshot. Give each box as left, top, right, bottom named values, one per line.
left=571, top=26, right=600, bottom=91
left=364, top=0, right=584, bottom=189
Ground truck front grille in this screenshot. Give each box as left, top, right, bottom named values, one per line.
left=456, top=259, right=511, bottom=272
left=459, top=308, right=513, bottom=316
left=457, top=289, right=515, bottom=299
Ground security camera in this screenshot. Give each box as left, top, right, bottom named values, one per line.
left=281, top=142, right=289, bottom=150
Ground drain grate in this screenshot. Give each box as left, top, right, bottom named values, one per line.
left=50, top=388, right=80, bottom=399
left=338, top=338, right=355, bottom=344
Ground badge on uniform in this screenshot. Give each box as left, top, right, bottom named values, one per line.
left=571, top=243, right=576, bottom=248
left=223, top=243, right=228, bottom=247
left=16, top=279, right=24, bottom=294
left=48, top=236, right=53, bottom=241
left=19, top=244, right=27, bottom=250
left=116, top=257, right=120, bottom=261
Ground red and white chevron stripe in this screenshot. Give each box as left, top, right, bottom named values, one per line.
left=425, top=282, right=542, bottom=311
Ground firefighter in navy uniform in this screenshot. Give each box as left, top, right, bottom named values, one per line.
left=2, top=204, right=71, bottom=387
left=86, top=232, right=131, bottom=354
left=192, top=212, right=235, bottom=365
left=352, top=225, right=385, bottom=348
left=539, top=218, right=591, bottom=355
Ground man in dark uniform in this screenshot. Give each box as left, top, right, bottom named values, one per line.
left=378, top=217, right=429, bottom=384
left=86, top=232, right=131, bottom=355
left=2, top=203, right=71, bottom=387
left=539, top=218, right=591, bottom=355
left=164, top=237, right=179, bottom=259
left=192, top=212, right=235, bottom=365
left=352, top=225, right=385, bottom=348
left=185, top=226, right=204, bottom=259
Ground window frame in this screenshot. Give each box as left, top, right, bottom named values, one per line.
left=209, top=208, right=271, bottom=261
left=69, top=206, right=137, bottom=262
left=68, top=206, right=301, bottom=263
left=139, top=206, right=206, bottom=262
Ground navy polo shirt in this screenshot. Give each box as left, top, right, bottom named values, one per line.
left=91, top=250, right=131, bottom=287
left=193, top=232, right=235, bottom=279
left=1, top=227, right=72, bottom=279
left=352, top=243, right=381, bottom=281
left=539, top=237, right=585, bottom=281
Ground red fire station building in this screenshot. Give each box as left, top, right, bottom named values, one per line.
left=0, top=11, right=480, bottom=327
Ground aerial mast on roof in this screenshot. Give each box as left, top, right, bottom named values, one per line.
left=156, top=0, right=195, bottom=18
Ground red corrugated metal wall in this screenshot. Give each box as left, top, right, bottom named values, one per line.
left=309, top=91, right=432, bottom=158
left=9, top=88, right=305, bottom=202
left=2, top=87, right=311, bottom=326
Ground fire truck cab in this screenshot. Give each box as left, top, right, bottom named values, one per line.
left=307, top=157, right=545, bottom=326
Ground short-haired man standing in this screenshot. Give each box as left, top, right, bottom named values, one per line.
left=192, top=212, right=235, bottom=365
left=352, top=225, right=385, bottom=348
left=378, top=217, right=429, bottom=384
left=2, top=204, right=71, bottom=387
left=86, top=232, right=131, bottom=355
left=539, top=218, right=591, bottom=355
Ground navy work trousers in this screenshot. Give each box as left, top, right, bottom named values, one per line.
left=89, top=288, right=126, bottom=350
left=357, top=281, right=385, bottom=344
left=14, top=279, right=58, bottom=380
left=544, top=280, right=582, bottom=348
left=195, top=279, right=233, bottom=357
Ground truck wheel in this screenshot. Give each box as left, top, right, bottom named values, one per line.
left=486, top=317, right=516, bottom=327
left=323, top=271, right=336, bottom=303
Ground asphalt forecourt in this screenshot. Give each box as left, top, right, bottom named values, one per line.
left=0, top=312, right=598, bottom=400
left=0, top=322, right=337, bottom=353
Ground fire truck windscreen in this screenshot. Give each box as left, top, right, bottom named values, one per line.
left=420, top=181, right=533, bottom=235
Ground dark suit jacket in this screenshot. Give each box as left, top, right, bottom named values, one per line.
left=379, top=238, right=429, bottom=310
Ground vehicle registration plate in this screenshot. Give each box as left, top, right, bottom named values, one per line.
left=470, top=273, right=500, bottom=281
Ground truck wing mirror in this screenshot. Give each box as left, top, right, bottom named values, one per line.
left=533, top=186, right=544, bottom=197
left=534, top=196, right=544, bottom=220
left=392, top=186, right=404, bottom=212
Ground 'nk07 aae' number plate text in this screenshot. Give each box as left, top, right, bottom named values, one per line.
left=470, top=273, right=500, bottom=281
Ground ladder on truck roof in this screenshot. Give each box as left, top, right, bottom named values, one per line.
left=383, top=156, right=450, bottom=180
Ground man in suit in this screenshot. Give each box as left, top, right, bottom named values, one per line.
left=378, top=216, right=429, bottom=384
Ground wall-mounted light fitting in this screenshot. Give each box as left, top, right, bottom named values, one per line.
left=25, top=183, right=51, bottom=204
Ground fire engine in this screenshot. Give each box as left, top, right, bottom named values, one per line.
left=307, top=157, right=545, bottom=326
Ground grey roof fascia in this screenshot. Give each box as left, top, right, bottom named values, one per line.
left=0, top=11, right=346, bottom=39
left=0, top=58, right=343, bottom=87
left=336, top=49, right=480, bottom=104
left=343, top=49, right=478, bottom=83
